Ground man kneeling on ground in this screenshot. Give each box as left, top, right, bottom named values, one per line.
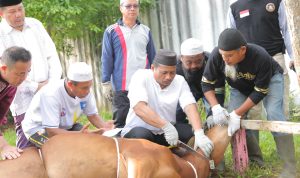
left=121, top=49, right=213, bottom=157
left=22, top=62, right=114, bottom=148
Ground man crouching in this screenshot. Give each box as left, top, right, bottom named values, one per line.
left=22, top=62, right=114, bottom=148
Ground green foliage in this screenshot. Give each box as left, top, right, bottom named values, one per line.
left=23, top=0, right=154, bottom=53
left=289, top=95, right=300, bottom=121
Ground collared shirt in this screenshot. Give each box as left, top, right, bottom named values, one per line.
left=121, top=69, right=196, bottom=136
left=101, top=18, right=156, bottom=91
left=22, top=80, right=98, bottom=138
left=0, top=18, right=62, bottom=116
left=0, top=73, right=17, bottom=129
left=227, top=0, right=294, bottom=60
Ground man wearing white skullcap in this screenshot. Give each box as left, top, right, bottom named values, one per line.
left=176, top=38, right=225, bottom=125
left=22, top=62, right=115, bottom=148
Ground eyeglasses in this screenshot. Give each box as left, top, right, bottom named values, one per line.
left=122, top=4, right=139, bottom=10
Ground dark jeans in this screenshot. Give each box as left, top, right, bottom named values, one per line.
left=176, top=93, right=225, bottom=124
left=112, top=91, right=130, bottom=128
left=123, top=123, right=194, bottom=146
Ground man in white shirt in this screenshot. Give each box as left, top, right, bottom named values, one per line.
left=121, top=49, right=213, bottom=157
left=0, top=0, right=62, bottom=149
left=22, top=62, right=114, bottom=148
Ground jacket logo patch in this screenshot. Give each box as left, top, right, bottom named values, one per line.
left=80, top=101, right=87, bottom=110
left=239, top=9, right=250, bottom=18
left=266, top=3, right=275, bottom=12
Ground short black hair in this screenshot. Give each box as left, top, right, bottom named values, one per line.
left=1, top=46, right=31, bottom=68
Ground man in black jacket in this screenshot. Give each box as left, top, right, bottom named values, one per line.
left=202, top=28, right=296, bottom=178
left=227, top=0, right=294, bottom=169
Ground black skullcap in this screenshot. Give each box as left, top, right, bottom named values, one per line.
left=218, top=28, right=247, bottom=51
left=153, top=49, right=177, bottom=66
left=0, top=0, right=22, bottom=7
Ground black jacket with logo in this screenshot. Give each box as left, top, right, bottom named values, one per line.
left=202, top=44, right=283, bottom=104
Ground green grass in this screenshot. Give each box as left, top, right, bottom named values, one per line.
left=2, top=127, right=16, bottom=146
left=1, top=112, right=300, bottom=177
left=222, top=131, right=300, bottom=178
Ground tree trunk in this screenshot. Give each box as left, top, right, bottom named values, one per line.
left=284, top=0, right=300, bottom=86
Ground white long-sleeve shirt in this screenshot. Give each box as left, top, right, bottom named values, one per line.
left=0, top=17, right=62, bottom=116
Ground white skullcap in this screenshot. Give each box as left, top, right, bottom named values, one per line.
left=180, top=38, right=204, bottom=56
left=67, top=62, right=93, bottom=82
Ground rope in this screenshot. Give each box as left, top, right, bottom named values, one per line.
left=186, top=160, right=198, bottom=178
left=113, top=137, right=120, bottom=178
left=38, top=149, right=43, bottom=162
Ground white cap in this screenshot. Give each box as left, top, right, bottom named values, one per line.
left=180, top=38, right=203, bottom=56
left=67, top=62, right=93, bottom=82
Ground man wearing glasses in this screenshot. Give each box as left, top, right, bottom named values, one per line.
left=101, top=0, right=156, bottom=128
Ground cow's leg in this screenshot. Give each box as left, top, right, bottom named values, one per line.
left=0, top=147, right=47, bottom=178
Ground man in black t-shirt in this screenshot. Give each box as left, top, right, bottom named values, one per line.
left=227, top=0, right=294, bottom=169
left=202, top=29, right=296, bottom=178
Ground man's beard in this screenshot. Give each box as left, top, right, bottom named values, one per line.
left=182, top=67, right=203, bottom=83
left=225, top=64, right=237, bottom=81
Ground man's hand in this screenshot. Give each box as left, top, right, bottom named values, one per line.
left=36, top=80, right=49, bottom=93
left=80, top=123, right=92, bottom=134
left=228, top=110, right=241, bottom=136
left=101, top=82, right=113, bottom=102
left=194, top=129, right=214, bottom=157
left=212, top=104, right=229, bottom=125
left=79, top=123, right=105, bottom=134
left=1, top=145, right=23, bottom=160
left=162, top=122, right=178, bottom=146
left=205, top=115, right=215, bottom=129
left=102, top=120, right=115, bottom=130
left=289, top=61, right=295, bottom=72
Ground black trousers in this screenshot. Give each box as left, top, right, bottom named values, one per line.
left=123, top=123, right=194, bottom=146
left=112, top=91, right=130, bottom=128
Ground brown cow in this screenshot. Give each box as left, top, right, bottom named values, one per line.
left=0, top=125, right=230, bottom=178
left=0, top=147, right=47, bottom=178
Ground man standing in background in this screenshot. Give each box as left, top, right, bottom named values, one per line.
left=227, top=0, right=294, bottom=168
left=101, top=0, right=156, bottom=128
left=0, top=0, right=62, bottom=149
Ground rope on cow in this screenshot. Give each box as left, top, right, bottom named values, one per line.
left=38, top=149, right=43, bottom=162
left=186, top=161, right=198, bottom=178
left=113, top=137, right=120, bottom=178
